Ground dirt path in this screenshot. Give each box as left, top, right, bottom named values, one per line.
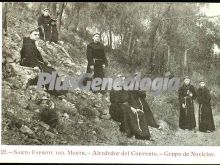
left=155, top=103, right=220, bottom=146
left=124, top=103, right=220, bottom=146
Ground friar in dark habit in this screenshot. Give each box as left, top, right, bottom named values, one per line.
left=129, top=72, right=161, bottom=129
left=178, top=76, right=197, bottom=130
left=109, top=75, right=151, bottom=140
left=86, top=33, right=108, bottom=79
left=20, top=29, right=66, bottom=97
left=109, top=75, right=129, bottom=124
left=129, top=90, right=160, bottom=129
left=197, top=80, right=215, bottom=133
left=38, top=8, right=58, bottom=43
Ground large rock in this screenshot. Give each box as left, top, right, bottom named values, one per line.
left=44, top=130, right=55, bottom=138
left=55, top=99, right=78, bottom=116
left=79, top=107, right=100, bottom=119
left=20, top=125, right=34, bottom=135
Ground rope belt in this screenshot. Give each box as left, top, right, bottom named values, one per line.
left=131, top=98, right=145, bottom=132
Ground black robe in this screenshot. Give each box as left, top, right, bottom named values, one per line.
left=197, top=87, right=215, bottom=132
left=130, top=91, right=159, bottom=128
left=126, top=91, right=151, bottom=140
left=109, top=90, right=129, bottom=123
left=38, top=15, right=58, bottom=43
left=20, top=37, right=55, bottom=73
left=109, top=90, right=150, bottom=140
left=86, top=42, right=108, bottom=79
left=20, top=37, right=65, bottom=97
left=178, top=84, right=197, bottom=130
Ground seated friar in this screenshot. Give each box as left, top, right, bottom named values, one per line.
left=19, top=28, right=67, bottom=97
left=109, top=74, right=151, bottom=140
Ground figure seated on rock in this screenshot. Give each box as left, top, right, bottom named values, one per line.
left=20, top=28, right=66, bottom=97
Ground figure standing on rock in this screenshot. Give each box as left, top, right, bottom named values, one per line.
left=178, top=76, right=197, bottom=131
left=86, top=33, right=108, bottom=79
left=38, top=8, right=58, bottom=43
left=197, top=80, right=215, bottom=133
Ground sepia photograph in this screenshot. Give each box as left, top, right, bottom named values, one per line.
left=1, top=2, right=220, bottom=149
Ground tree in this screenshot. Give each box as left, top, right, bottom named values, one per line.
left=3, top=2, right=8, bottom=34
left=57, top=2, right=67, bottom=31
left=48, top=2, right=57, bottom=18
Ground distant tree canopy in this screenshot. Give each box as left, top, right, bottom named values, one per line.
left=5, top=2, right=220, bottom=76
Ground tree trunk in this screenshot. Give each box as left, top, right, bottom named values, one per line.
left=57, top=2, right=65, bottom=31
left=49, top=2, right=57, bottom=19
left=148, top=18, right=160, bottom=72
left=36, top=3, right=43, bottom=16
left=167, top=45, right=171, bottom=71
left=109, top=29, right=112, bottom=49
left=184, top=49, right=188, bottom=68
left=130, top=38, right=136, bottom=58
left=127, top=26, right=134, bottom=57
left=183, top=48, right=191, bottom=75
left=120, top=34, right=123, bottom=46
left=148, top=5, right=171, bottom=73
left=107, top=33, right=110, bottom=47
left=3, top=3, right=8, bottom=34
left=74, top=5, right=81, bottom=31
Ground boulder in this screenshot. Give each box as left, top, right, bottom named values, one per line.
left=44, top=130, right=55, bottom=138
left=100, top=114, right=111, bottom=120
left=20, top=125, right=34, bottom=135
left=40, top=122, right=50, bottom=130
left=79, top=107, right=100, bottom=119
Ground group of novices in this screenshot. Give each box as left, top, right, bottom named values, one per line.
left=178, top=76, right=215, bottom=133
left=19, top=8, right=215, bottom=140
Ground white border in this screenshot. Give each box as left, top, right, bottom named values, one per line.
left=0, top=146, right=220, bottom=164
left=0, top=2, right=220, bottom=164
left=0, top=1, right=3, bottom=147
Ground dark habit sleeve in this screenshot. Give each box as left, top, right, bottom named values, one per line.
left=86, top=44, right=94, bottom=66
left=178, top=86, right=184, bottom=104
left=103, top=48, right=108, bottom=66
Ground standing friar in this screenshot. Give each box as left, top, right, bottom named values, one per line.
left=178, top=76, right=197, bottom=131
left=86, top=33, right=108, bottom=79
left=197, top=80, right=215, bottom=133
left=38, top=8, right=58, bottom=43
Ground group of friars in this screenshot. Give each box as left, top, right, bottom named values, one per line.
left=19, top=8, right=215, bottom=140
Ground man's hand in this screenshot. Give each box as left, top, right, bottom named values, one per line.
left=33, top=66, right=40, bottom=72
left=103, top=64, right=108, bottom=68
left=131, top=107, right=137, bottom=113
left=189, top=93, right=193, bottom=97
left=182, top=103, right=186, bottom=109
left=90, top=65, right=94, bottom=70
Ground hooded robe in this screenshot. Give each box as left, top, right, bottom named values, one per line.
left=197, top=87, right=215, bottom=132
left=20, top=37, right=66, bottom=97
left=178, top=84, right=197, bottom=130
left=38, top=15, right=58, bottom=43
left=86, top=42, right=108, bottom=79
left=109, top=90, right=151, bottom=140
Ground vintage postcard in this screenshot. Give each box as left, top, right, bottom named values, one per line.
left=0, top=2, right=220, bottom=164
